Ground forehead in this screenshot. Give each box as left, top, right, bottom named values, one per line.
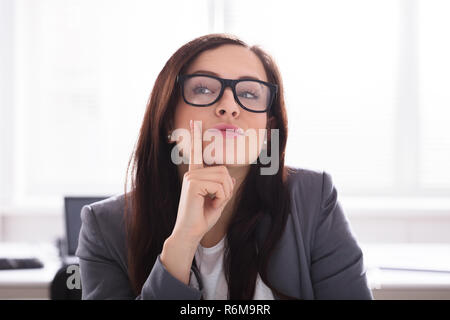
left=185, top=44, right=268, bottom=82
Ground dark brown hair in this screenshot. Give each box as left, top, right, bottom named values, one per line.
left=125, top=33, right=297, bottom=299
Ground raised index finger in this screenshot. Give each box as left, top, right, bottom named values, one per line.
left=189, top=119, right=204, bottom=171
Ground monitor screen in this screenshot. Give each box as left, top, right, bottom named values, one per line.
left=64, top=196, right=109, bottom=256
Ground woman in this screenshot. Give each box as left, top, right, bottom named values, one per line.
left=76, top=33, right=373, bottom=300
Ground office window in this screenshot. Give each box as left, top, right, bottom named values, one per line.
left=9, top=0, right=209, bottom=203
left=224, top=0, right=399, bottom=194
left=418, top=0, right=450, bottom=190
left=224, top=0, right=450, bottom=196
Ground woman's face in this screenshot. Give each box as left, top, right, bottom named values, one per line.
left=172, top=44, right=269, bottom=167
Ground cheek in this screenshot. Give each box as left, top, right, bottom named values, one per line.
left=252, top=114, right=268, bottom=130
left=250, top=115, right=268, bottom=144
left=173, top=103, right=190, bottom=129
left=174, top=102, right=212, bottom=129
left=246, top=115, right=268, bottom=162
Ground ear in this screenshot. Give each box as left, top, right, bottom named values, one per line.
left=165, top=119, right=174, bottom=143
left=167, top=128, right=174, bottom=143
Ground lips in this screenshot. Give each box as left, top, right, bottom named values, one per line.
left=210, top=123, right=244, bottom=136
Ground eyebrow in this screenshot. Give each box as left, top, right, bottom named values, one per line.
left=191, top=70, right=263, bottom=81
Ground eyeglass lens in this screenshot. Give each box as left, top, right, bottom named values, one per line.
left=183, top=76, right=271, bottom=111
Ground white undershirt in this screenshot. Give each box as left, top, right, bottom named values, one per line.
left=190, top=235, right=275, bottom=300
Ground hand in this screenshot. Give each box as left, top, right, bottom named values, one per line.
left=171, top=120, right=236, bottom=243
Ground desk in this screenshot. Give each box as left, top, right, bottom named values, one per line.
left=0, top=242, right=449, bottom=299
left=0, top=242, right=62, bottom=299
left=361, top=243, right=450, bottom=299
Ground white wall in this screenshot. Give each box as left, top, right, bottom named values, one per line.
left=0, top=0, right=14, bottom=207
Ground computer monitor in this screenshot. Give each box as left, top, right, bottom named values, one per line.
left=63, top=196, right=109, bottom=256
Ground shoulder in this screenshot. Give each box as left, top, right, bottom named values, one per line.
left=82, top=194, right=128, bottom=238
left=84, top=193, right=128, bottom=227
left=285, top=165, right=334, bottom=203
left=77, top=194, right=129, bottom=270
left=283, top=165, right=338, bottom=235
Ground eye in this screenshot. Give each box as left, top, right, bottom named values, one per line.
left=239, top=91, right=258, bottom=99
left=193, top=86, right=214, bottom=95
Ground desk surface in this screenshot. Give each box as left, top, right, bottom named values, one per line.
left=361, top=243, right=450, bottom=299
left=0, top=242, right=450, bottom=299
left=0, top=242, right=62, bottom=299
left=361, top=243, right=450, bottom=289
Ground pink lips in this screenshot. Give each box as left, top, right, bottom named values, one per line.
left=210, top=123, right=244, bottom=138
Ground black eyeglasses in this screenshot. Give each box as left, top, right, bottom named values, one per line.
left=176, top=73, right=278, bottom=113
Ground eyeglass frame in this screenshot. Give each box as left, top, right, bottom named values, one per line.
left=176, top=73, right=278, bottom=113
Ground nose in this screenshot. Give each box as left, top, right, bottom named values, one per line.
left=215, top=87, right=240, bottom=118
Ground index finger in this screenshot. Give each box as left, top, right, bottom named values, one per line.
left=189, top=119, right=204, bottom=171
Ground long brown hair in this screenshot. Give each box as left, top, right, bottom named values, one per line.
left=125, top=33, right=297, bottom=299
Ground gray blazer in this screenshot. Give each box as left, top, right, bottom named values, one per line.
left=76, top=167, right=373, bottom=300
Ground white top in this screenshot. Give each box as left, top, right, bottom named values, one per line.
left=189, top=235, right=275, bottom=300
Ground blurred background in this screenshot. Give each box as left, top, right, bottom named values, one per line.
left=0, top=0, right=449, bottom=299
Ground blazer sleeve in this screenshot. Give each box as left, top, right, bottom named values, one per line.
left=76, top=205, right=203, bottom=300
left=309, top=172, right=373, bottom=299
